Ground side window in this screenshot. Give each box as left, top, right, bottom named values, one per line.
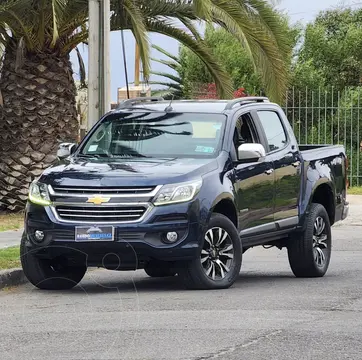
left=233, top=113, right=258, bottom=155
left=257, top=111, right=287, bottom=152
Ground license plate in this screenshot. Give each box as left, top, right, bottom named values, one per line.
left=75, top=225, right=115, bottom=242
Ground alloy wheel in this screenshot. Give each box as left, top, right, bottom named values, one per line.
left=313, top=216, right=328, bottom=267
left=201, top=227, right=235, bottom=280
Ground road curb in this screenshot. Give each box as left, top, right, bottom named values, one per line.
left=0, top=268, right=27, bottom=290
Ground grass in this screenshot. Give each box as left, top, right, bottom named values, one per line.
left=0, top=246, right=21, bottom=270
left=0, top=212, right=24, bottom=232
left=348, top=187, right=362, bottom=195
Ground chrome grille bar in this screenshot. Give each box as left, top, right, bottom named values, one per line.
left=58, top=209, right=143, bottom=213
left=53, top=187, right=155, bottom=192
left=57, top=214, right=140, bottom=218
left=49, top=185, right=162, bottom=198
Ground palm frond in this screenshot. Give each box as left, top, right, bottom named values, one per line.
left=239, top=0, right=291, bottom=56
left=152, top=44, right=179, bottom=63
left=0, top=25, right=11, bottom=45
left=178, top=17, right=203, bottom=40
left=150, top=57, right=180, bottom=71
left=151, top=44, right=185, bottom=98
left=15, top=36, right=25, bottom=72
left=208, top=0, right=289, bottom=102
left=38, top=0, right=46, bottom=47
left=148, top=81, right=182, bottom=91
left=139, top=0, right=197, bottom=19
left=193, top=0, right=213, bottom=20
left=150, top=71, right=182, bottom=84
left=123, top=0, right=150, bottom=79
left=60, top=0, right=88, bottom=34
left=62, top=29, right=88, bottom=53
left=50, top=0, right=70, bottom=47
left=75, top=46, right=86, bottom=88
left=0, top=1, right=34, bottom=48
left=146, top=19, right=233, bottom=99
left=152, top=88, right=178, bottom=98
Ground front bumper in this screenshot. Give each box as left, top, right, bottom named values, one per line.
left=24, top=202, right=205, bottom=268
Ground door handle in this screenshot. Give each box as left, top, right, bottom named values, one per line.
left=265, top=169, right=274, bottom=175
left=292, top=161, right=301, bottom=167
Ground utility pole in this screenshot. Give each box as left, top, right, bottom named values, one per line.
left=117, top=26, right=151, bottom=101
left=87, top=0, right=111, bottom=132
left=134, top=44, right=140, bottom=86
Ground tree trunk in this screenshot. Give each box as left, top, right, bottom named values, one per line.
left=0, top=46, right=78, bottom=211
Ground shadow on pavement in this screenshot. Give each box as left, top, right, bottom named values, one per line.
left=31, top=270, right=335, bottom=295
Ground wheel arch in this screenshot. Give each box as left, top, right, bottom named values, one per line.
left=210, top=194, right=238, bottom=229
left=310, top=181, right=335, bottom=225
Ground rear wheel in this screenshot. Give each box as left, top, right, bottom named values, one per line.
left=144, top=261, right=177, bottom=278
left=287, top=203, right=332, bottom=278
left=20, top=234, right=87, bottom=290
left=178, top=213, right=242, bottom=290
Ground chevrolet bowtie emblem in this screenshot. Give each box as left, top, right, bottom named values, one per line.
left=86, top=196, right=111, bottom=205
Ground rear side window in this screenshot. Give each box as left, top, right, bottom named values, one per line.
left=257, top=111, right=287, bottom=152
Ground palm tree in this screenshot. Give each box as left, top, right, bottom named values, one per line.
left=0, top=0, right=292, bottom=211
left=0, top=0, right=89, bottom=210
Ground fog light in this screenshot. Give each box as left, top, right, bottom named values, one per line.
left=34, top=230, right=45, bottom=242
left=166, top=232, right=178, bottom=243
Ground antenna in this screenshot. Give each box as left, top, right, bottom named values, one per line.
left=119, top=0, right=130, bottom=99
left=164, top=93, right=174, bottom=112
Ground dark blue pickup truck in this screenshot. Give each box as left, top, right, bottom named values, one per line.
left=21, top=97, right=349, bottom=290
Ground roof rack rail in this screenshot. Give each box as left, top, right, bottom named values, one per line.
left=117, top=96, right=164, bottom=109
left=224, top=96, right=269, bottom=110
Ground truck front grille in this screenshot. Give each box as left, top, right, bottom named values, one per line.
left=54, top=205, right=148, bottom=223
left=51, top=186, right=157, bottom=196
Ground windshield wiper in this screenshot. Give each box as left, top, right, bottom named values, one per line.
left=77, top=152, right=151, bottom=159
left=113, top=153, right=150, bottom=158
left=77, top=153, right=110, bottom=159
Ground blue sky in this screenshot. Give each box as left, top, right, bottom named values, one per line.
left=70, top=0, right=357, bottom=102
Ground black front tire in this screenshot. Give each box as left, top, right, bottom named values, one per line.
left=20, top=234, right=87, bottom=290
left=144, top=261, right=177, bottom=278
left=287, top=203, right=332, bottom=278
left=178, top=213, right=242, bottom=290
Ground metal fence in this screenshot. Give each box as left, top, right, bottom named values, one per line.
left=193, top=85, right=362, bottom=187
left=282, top=87, right=362, bottom=187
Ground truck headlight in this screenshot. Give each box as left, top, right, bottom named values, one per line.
left=28, top=181, right=52, bottom=206
left=153, top=179, right=202, bottom=206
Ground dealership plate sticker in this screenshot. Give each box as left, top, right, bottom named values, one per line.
left=75, top=226, right=114, bottom=242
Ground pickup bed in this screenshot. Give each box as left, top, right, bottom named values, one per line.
left=21, top=96, right=349, bottom=290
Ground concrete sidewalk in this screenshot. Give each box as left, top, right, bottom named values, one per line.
left=0, top=229, right=22, bottom=249
left=334, top=194, right=362, bottom=227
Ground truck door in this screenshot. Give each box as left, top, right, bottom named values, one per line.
left=256, top=110, right=302, bottom=228
left=232, top=112, right=276, bottom=237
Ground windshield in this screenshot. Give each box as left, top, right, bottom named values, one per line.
left=80, top=112, right=226, bottom=158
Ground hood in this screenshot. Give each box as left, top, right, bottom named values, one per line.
left=40, top=156, right=218, bottom=187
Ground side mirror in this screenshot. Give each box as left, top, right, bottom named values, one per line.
left=237, top=143, right=266, bottom=162
left=57, top=143, right=77, bottom=159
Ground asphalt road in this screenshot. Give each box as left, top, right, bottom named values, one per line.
left=1, top=199, right=362, bottom=359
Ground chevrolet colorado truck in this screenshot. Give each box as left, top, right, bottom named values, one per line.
left=21, top=96, right=349, bottom=290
